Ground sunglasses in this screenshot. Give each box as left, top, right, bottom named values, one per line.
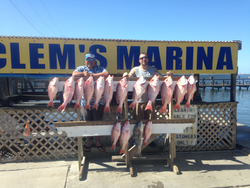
left=139, top=56, right=148, bottom=60
left=86, top=58, right=94, bottom=61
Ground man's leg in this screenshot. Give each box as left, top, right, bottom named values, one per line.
left=92, top=105, right=106, bottom=152
left=135, top=103, right=146, bottom=120
left=80, top=106, right=92, bottom=152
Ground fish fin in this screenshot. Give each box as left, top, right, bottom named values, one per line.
left=115, top=106, right=122, bottom=114
left=184, top=101, right=190, bottom=109
left=129, top=101, right=136, bottom=110
left=104, top=105, right=110, bottom=114
left=74, top=103, right=81, bottom=109
left=47, top=100, right=54, bottom=107
left=159, top=106, right=167, bottom=114
left=92, top=103, right=98, bottom=111
left=57, top=103, right=66, bottom=112
left=111, top=144, right=116, bottom=150
left=85, top=104, right=91, bottom=110
left=119, top=148, right=126, bottom=155
left=145, top=101, right=152, bottom=112
left=173, top=103, right=180, bottom=111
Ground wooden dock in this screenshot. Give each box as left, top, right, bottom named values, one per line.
left=199, top=78, right=250, bottom=90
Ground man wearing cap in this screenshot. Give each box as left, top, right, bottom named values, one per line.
left=73, top=52, right=109, bottom=152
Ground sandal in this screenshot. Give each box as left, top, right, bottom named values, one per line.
left=96, top=145, right=106, bottom=152
left=84, top=145, right=91, bottom=153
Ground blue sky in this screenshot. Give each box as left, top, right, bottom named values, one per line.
left=1, top=0, right=249, bottom=74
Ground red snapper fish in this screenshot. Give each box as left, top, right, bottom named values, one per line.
left=159, top=76, right=176, bottom=114
left=143, top=120, right=153, bottom=147
left=145, top=75, right=161, bottom=112
left=119, top=120, right=131, bottom=155
left=173, top=75, right=188, bottom=111
left=84, top=76, right=94, bottom=110
left=74, top=77, right=84, bottom=109
left=184, top=75, right=197, bottom=109
left=129, top=76, right=148, bottom=110
left=92, top=76, right=105, bottom=110
left=57, top=77, right=75, bottom=112
left=115, top=77, right=128, bottom=114
left=111, top=122, right=121, bottom=150
left=47, top=77, right=59, bottom=107
left=104, top=75, right=114, bottom=113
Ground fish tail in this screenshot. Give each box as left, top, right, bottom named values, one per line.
left=129, top=101, right=136, bottom=110
left=143, top=140, right=147, bottom=147
left=111, top=143, right=116, bottom=150
left=115, top=105, right=122, bottom=114
left=104, top=104, right=110, bottom=114
left=159, top=105, right=167, bottom=114
left=92, top=103, right=98, bottom=111
left=74, top=102, right=81, bottom=109
left=119, top=148, right=126, bottom=155
left=145, top=101, right=152, bottom=112
left=184, top=101, right=190, bottom=109
left=57, top=103, right=66, bottom=112
left=85, top=103, right=91, bottom=110
left=47, top=100, right=54, bottom=107
left=173, top=103, right=180, bottom=111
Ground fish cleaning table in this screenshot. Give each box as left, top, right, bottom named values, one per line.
left=54, top=77, right=195, bottom=179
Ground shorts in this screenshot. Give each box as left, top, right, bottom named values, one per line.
left=135, top=102, right=155, bottom=120
left=80, top=105, right=105, bottom=121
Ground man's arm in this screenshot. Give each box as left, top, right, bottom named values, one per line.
left=153, top=67, right=173, bottom=77
left=153, top=67, right=162, bottom=77
left=123, top=67, right=136, bottom=77
left=72, top=70, right=109, bottom=79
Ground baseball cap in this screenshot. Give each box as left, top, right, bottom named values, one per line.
left=85, top=53, right=95, bottom=59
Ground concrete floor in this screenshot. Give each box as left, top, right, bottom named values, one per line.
left=1, top=124, right=250, bottom=188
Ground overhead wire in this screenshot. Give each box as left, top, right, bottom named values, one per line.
left=27, top=0, right=57, bottom=36
left=9, top=0, right=44, bottom=36
left=40, top=0, right=61, bottom=35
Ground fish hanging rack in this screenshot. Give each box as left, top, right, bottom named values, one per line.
left=54, top=76, right=196, bottom=179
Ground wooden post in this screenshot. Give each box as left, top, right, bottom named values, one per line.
left=230, top=74, right=237, bottom=102
left=77, top=109, right=84, bottom=180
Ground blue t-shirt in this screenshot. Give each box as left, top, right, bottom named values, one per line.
left=74, top=65, right=107, bottom=107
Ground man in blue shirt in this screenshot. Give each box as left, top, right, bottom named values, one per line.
left=73, top=52, right=109, bottom=152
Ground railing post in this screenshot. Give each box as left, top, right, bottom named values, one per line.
left=230, top=74, right=237, bottom=102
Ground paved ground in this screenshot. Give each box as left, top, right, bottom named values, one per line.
left=1, top=123, right=250, bottom=188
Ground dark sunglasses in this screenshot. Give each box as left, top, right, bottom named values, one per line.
left=139, top=56, right=148, bottom=60
left=86, top=58, right=94, bottom=61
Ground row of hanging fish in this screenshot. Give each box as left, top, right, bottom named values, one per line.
left=111, top=120, right=153, bottom=157
left=47, top=74, right=196, bottom=113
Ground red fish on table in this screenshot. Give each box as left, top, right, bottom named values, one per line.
left=84, top=76, right=94, bottom=110
left=129, top=76, right=148, bottom=110
left=111, top=122, right=121, bottom=150
left=159, top=76, right=176, bottom=114
left=115, top=77, right=128, bottom=114
left=173, top=75, right=188, bottom=111
left=74, top=77, right=84, bottom=109
left=92, top=76, right=105, bottom=110
left=145, top=75, right=161, bottom=112
left=47, top=77, right=59, bottom=107
left=119, top=120, right=131, bottom=155
left=143, top=120, right=153, bottom=147
left=57, top=77, right=75, bottom=112
left=184, top=75, right=197, bottom=109
left=104, top=75, right=114, bottom=113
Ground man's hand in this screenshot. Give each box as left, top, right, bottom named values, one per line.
left=83, top=71, right=90, bottom=77
left=166, top=71, right=173, bottom=77
left=123, top=72, right=129, bottom=77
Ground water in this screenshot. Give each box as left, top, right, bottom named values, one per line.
left=199, top=74, right=250, bottom=127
